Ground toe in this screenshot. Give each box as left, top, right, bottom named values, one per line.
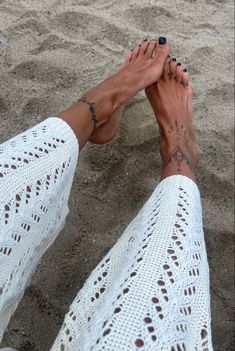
left=131, top=45, right=140, bottom=61
left=138, top=39, right=150, bottom=57
left=162, top=56, right=171, bottom=80
left=175, top=63, right=183, bottom=82
left=153, top=38, right=171, bottom=66
left=145, top=40, right=157, bottom=59
left=169, top=57, right=177, bottom=77
left=182, top=69, right=190, bottom=86
left=124, top=51, right=133, bottom=64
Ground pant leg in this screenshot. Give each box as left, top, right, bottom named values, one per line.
left=51, top=175, right=213, bottom=351
left=0, top=118, right=78, bottom=341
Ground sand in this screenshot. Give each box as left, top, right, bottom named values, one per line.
left=0, top=0, right=234, bottom=350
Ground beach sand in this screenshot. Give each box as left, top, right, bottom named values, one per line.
left=0, top=0, right=234, bottom=350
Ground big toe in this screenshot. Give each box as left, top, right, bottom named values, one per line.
left=153, top=37, right=171, bottom=65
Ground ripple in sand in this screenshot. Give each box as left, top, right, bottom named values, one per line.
left=30, top=34, right=77, bottom=55
left=0, top=96, right=8, bottom=114
left=7, top=18, right=48, bottom=37
left=11, top=60, right=77, bottom=88
left=50, top=10, right=132, bottom=48
left=124, top=5, right=174, bottom=32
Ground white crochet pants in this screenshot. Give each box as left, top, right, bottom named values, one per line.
left=0, top=118, right=212, bottom=350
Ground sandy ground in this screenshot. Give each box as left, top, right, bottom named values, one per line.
left=0, top=0, right=234, bottom=350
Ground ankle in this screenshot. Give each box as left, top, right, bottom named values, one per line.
left=57, top=74, right=129, bottom=150
left=99, top=72, right=134, bottom=110
left=160, top=139, right=197, bottom=182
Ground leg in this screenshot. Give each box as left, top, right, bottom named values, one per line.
left=0, top=118, right=78, bottom=344
left=145, top=56, right=199, bottom=182
left=88, top=51, right=132, bottom=145
left=0, top=39, right=170, bottom=343
left=51, top=60, right=212, bottom=351
left=88, top=39, right=169, bottom=145
left=59, top=38, right=170, bottom=149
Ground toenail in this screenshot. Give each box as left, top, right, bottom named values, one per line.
left=143, top=38, right=148, bottom=41
left=183, top=68, right=187, bottom=72
left=172, top=58, right=176, bottom=62
left=158, top=36, right=167, bottom=45
left=177, top=63, right=181, bottom=66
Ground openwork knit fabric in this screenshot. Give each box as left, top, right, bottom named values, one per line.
left=0, top=118, right=212, bottom=350
left=51, top=175, right=213, bottom=351
left=0, top=118, right=78, bottom=340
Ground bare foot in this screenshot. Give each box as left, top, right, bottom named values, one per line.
left=89, top=38, right=170, bottom=144
left=88, top=62, right=128, bottom=145
left=58, top=37, right=170, bottom=149
left=145, top=57, right=199, bottom=182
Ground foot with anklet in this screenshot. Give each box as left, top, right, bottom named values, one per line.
left=58, top=37, right=170, bottom=148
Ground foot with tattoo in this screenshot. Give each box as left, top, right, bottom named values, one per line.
left=88, top=67, right=127, bottom=144
left=145, top=57, right=199, bottom=182
left=58, top=38, right=170, bottom=149
left=88, top=38, right=171, bottom=144
left=88, top=46, right=138, bottom=144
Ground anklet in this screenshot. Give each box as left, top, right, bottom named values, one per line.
left=78, top=96, right=97, bottom=130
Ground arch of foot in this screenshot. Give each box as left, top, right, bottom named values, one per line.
left=0, top=117, right=78, bottom=341
left=51, top=176, right=212, bottom=351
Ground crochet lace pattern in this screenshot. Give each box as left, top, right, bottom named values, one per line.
left=0, top=118, right=212, bottom=350
left=0, top=118, right=78, bottom=340
left=51, top=176, right=212, bottom=351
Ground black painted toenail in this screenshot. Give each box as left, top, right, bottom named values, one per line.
left=183, top=68, right=187, bottom=72
left=172, top=58, right=176, bottom=62
left=158, top=36, right=167, bottom=45
left=143, top=38, right=148, bottom=41
left=177, top=63, right=181, bottom=66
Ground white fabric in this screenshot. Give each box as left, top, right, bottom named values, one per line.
left=0, top=118, right=78, bottom=340
left=0, top=117, right=212, bottom=350
left=51, top=175, right=213, bottom=351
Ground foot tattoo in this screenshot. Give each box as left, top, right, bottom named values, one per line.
left=162, top=121, right=194, bottom=174
left=162, top=145, right=194, bottom=174
left=145, top=55, right=199, bottom=181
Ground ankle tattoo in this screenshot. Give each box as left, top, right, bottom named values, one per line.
left=162, top=145, right=194, bottom=173
left=162, top=120, right=194, bottom=173
left=78, top=96, right=97, bottom=130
